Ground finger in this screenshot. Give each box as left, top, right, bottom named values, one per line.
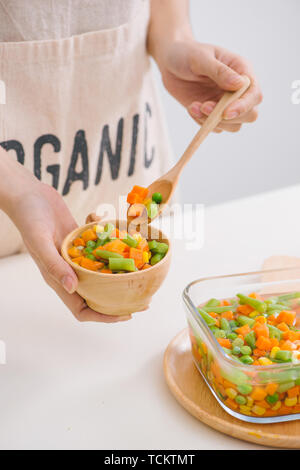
left=33, top=233, right=78, bottom=294
left=223, top=81, right=263, bottom=119
left=188, top=108, right=242, bottom=133
left=191, top=50, right=245, bottom=91
left=190, top=100, right=259, bottom=125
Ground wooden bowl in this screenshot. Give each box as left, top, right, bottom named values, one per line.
left=61, top=220, right=172, bottom=316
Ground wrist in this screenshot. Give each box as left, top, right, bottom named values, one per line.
left=0, top=149, right=40, bottom=219
left=148, top=19, right=193, bottom=64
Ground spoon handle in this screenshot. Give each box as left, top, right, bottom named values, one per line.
left=174, top=75, right=251, bottom=173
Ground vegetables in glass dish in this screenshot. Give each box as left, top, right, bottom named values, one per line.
left=183, top=269, right=300, bottom=423
left=68, top=222, right=169, bottom=273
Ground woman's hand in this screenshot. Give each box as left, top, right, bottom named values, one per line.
left=151, top=39, right=262, bottom=133
left=0, top=151, right=130, bottom=323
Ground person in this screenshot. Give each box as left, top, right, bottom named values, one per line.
left=0, top=0, right=262, bottom=323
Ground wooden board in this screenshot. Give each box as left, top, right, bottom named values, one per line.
left=164, top=329, right=300, bottom=448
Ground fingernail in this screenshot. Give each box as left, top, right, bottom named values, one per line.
left=228, top=74, right=243, bottom=85
left=225, top=111, right=239, bottom=120
left=189, top=103, right=203, bottom=117
left=61, top=275, right=76, bottom=294
left=201, top=104, right=214, bottom=114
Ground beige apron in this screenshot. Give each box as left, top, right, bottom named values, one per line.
left=0, top=0, right=173, bottom=257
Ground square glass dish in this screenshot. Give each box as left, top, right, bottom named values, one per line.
left=183, top=267, right=300, bottom=423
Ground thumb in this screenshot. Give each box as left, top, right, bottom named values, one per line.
left=193, top=51, right=245, bottom=91
left=36, top=236, right=78, bottom=294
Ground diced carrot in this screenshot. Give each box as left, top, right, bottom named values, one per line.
left=221, top=310, right=234, bottom=321
left=251, top=387, right=267, bottom=401
left=81, top=229, right=97, bottom=242
left=235, top=324, right=251, bottom=336
left=237, top=305, right=253, bottom=315
left=221, top=300, right=231, bottom=306
left=225, top=398, right=239, bottom=410
left=137, top=238, right=150, bottom=252
left=256, top=336, right=272, bottom=351
left=253, top=323, right=269, bottom=338
left=256, top=400, right=271, bottom=409
left=127, top=192, right=144, bottom=205
left=142, top=264, right=151, bottom=269
left=129, top=247, right=144, bottom=269
left=73, top=237, right=85, bottom=247
left=68, top=246, right=82, bottom=258
left=287, top=386, right=299, bottom=398
left=277, top=322, right=290, bottom=332
left=81, top=258, right=104, bottom=271
left=268, top=314, right=277, bottom=323
left=249, top=292, right=262, bottom=300
left=132, top=185, right=149, bottom=199
left=280, top=340, right=296, bottom=351
left=223, top=380, right=237, bottom=390
left=101, top=268, right=112, bottom=274
left=270, top=338, right=279, bottom=348
left=265, top=383, right=278, bottom=395
left=72, top=256, right=84, bottom=266
left=217, top=338, right=231, bottom=349
left=253, top=348, right=267, bottom=357
left=208, top=311, right=218, bottom=319
left=101, top=239, right=128, bottom=255
left=276, top=310, right=296, bottom=326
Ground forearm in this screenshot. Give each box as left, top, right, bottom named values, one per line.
left=148, top=0, right=193, bottom=66
left=0, top=146, right=39, bottom=217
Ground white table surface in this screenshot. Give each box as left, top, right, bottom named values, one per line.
left=1, top=185, right=300, bottom=450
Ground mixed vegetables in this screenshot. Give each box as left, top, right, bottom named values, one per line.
left=189, top=291, right=300, bottom=418
left=127, top=185, right=163, bottom=221
left=68, top=222, right=169, bottom=274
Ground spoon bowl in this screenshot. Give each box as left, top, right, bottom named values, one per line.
left=127, top=76, right=251, bottom=225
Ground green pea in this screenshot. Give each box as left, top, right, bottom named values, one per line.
left=266, top=393, right=279, bottom=405
left=220, top=318, right=231, bottom=333
left=240, top=346, right=252, bottom=356
left=232, top=338, right=244, bottom=348
left=227, top=333, right=238, bottom=341
left=237, top=384, right=253, bottom=395
left=240, top=355, right=254, bottom=365
left=295, top=378, right=300, bottom=386
left=86, top=240, right=96, bottom=248
left=232, top=346, right=241, bottom=356
left=152, top=192, right=163, bottom=204
left=229, top=320, right=238, bottom=329
left=86, top=254, right=96, bottom=261
left=235, top=395, right=247, bottom=405
left=84, top=247, right=93, bottom=254
left=213, top=329, right=226, bottom=339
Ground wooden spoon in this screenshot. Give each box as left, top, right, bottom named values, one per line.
left=128, top=76, right=251, bottom=227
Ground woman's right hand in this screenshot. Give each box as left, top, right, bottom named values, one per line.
left=1, top=150, right=130, bottom=323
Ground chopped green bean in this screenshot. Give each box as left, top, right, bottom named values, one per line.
left=95, top=250, right=123, bottom=260
left=197, top=308, right=217, bottom=326
left=109, top=258, right=136, bottom=272
left=150, top=253, right=163, bottom=265
left=237, top=293, right=267, bottom=313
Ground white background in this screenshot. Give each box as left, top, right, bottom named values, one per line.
left=154, top=0, right=300, bottom=205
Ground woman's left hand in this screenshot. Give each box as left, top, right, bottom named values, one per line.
left=154, top=40, right=263, bottom=133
